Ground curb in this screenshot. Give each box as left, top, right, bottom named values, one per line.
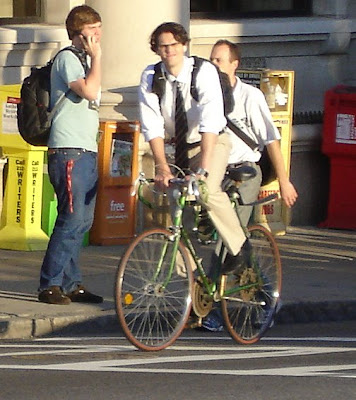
left=1, top=301, right=355, bottom=340
left=276, top=300, right=356, bottom=324
left=0, top=311, right=118, bottom=340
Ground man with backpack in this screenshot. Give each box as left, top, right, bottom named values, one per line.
left=38, top=5, right=103, bottom=305
left=139, top=22, right=251, bottom=279
left=210, top=40, right=298, bottom=227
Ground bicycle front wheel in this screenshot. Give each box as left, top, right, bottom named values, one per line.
left=221, top=224, right=282, bottom=344
left=115, top=228, right=193, bottom=351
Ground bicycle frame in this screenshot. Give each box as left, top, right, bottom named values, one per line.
left=137, top=176, right=264, bottom=303
left=113, top=172, right=282, bottom=353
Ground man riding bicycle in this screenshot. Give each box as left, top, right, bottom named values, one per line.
left=138, top=22, right=252, bottom=276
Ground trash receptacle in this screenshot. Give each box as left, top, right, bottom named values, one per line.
left=0, top=84, right=49, bottom=251
left=89, top=120, right=140, bottom=245
left=321, top=85, right=356, bottom=229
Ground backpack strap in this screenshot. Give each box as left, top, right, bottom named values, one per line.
left=48, top=46, right=89, bottom=116
left=190, top=56, right=204, bottom=102
left=56, top=46, right=88, bottom=73
left=151, top=56, right=234, bottom=116
left=48, top=93, right=67, bottom=122
left=152, top=61, right=165, bottom=103
left=190, top=57, right=258, bottom=151
left=151, top=57, right=205, bottom=105
left=190, top=56, right=234, bottom=115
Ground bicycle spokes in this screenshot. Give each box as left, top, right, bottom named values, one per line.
left=220, top=225, right=282, bottom=344
left=115, top=229, right=193, bottom=351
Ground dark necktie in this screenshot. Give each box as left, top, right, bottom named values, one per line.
left=174, top=82, right=189, bottom=170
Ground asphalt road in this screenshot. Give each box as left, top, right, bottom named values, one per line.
left=0, top=321, right=355, bottom=400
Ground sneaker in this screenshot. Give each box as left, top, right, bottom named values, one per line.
left=201, top=314, right=224, bottom=332
left=67, top=285, right=103, bottom=303
left=38, top=286, right=71, bottom=305
left=222, top=239, right=252, bottom=275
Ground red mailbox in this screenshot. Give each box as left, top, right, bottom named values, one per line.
left=89, top=120, right=139, bottom=245
left=321, top=86, right=356, bottom=229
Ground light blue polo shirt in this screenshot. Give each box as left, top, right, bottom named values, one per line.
left=48, top=48, right=99, bottom=152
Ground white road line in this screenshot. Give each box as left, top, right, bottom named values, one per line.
left=0, top=345, right=354, bottom=378
left=0, top=362, right=355, bottom=378
left=279, top=246, right=354, bottom=261
left=29, top=336, right=356, bottom=343
left=0, top=346, right=134, bottom=358
left=262, top=336, right=356, bottom=343
left=277, top=240, right=356, bottom=255
left=106, top=364, right=356, bottom=376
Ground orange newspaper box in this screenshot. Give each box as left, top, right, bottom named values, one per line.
left=89, top=120, right=140, bottom=245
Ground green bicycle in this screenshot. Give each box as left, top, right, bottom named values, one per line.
left=115, top=165, right=282, bottom=351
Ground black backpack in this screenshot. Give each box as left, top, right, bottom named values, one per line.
left=152, top=56, right=235, bottom=116
left=17, top=46, right=87, bottom=146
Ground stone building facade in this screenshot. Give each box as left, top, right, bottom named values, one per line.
left=1, top=0, right=355, bottom=226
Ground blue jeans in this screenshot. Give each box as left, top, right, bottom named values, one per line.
left=40, top=149, right=98, bottom=293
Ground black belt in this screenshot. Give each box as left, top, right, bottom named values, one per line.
left=228, top=161, right=256, bottom=169
left=48, top=148, right=95, bottom=155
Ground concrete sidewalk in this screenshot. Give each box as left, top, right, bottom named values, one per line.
left=0, top=226, right=355, bottom=339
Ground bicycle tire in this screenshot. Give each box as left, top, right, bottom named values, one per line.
left=115, top=228, right=194, bottom=351
left=221, top=224, right=282, bottom=344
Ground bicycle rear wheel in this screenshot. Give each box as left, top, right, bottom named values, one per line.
left=115, top=228, right=193, bottom=351
left=221, top=224, right=282, bottom=344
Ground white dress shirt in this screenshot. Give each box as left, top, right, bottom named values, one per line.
left=227, top=77, right=281, bottom=164
left=138, top=56, right=226, bottom=144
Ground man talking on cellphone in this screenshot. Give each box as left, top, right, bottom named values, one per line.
left=38, top=5, right=103, bottom=305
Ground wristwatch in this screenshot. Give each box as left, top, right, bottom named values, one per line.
left=196, top=167, right=209, bottom=178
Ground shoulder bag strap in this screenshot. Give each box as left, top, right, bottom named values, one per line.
left=226, top=118, right=260, bottom=152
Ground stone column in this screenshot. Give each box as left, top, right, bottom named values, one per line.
left=86, top=0, right=190, bottom=232
left=86, top=0, right=190, bottom=120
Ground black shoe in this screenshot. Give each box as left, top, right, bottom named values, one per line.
left=38, top=286, right=71, bottom=305
left=67, top=285, right=103, bottom=303
left=222, top=239, right=252, bottom=275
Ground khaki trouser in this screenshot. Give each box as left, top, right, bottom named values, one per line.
left=190, top=133, right=245, bottom=256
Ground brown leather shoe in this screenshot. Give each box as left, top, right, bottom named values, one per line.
left=67, top=285, right=103, bottom=303
left=38, top=286, right=71, bottom=305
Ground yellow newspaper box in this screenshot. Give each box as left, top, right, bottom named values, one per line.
left=0, top=85, right=49, bottom=250
left=89, top=120, right=139, bottom=245
left=253, top=117, right=292, bottom=234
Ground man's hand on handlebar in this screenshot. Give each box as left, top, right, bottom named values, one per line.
left=154, top=169, right=174, bottom=191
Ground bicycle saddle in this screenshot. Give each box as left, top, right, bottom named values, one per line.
left=226, top=165, right=257, bottom=183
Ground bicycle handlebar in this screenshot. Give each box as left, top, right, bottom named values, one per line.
left=137, top=173, right=201, bottom=210
left=137, top=172, right=277, bottom=210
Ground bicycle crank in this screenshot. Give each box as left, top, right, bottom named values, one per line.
left=192, top=277, right=213, bottom=318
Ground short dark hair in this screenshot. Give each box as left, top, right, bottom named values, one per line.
left=213, top=40, right=241, bottom=63
left=66, top=5, right=101, bottom=40
left=150, top=22, right=190, bottom=53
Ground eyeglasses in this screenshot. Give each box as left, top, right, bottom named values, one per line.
left=158, top=42, right=181, bottom=50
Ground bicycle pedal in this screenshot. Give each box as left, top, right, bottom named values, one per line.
left=185, top=316, right=202, bottom=329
